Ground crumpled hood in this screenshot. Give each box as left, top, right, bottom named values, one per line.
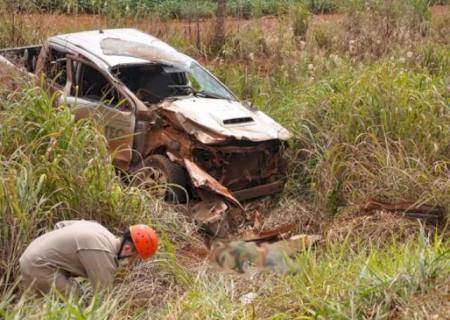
left=162, top=97, right=292, bottom=143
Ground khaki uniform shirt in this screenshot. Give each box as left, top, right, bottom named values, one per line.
left=20, top=220, right=120, bottom=290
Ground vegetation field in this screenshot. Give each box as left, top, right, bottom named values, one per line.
left=6, top=0, right=450, bottom=18
left=0, top=1, right=449, bottom=319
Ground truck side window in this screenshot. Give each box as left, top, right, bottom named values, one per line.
left=46, top=48, right=67, bottom=87
left=74, top=62, right=129, bottom=110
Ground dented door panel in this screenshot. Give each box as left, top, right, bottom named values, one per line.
left=63, top=56, right=136, bottom=169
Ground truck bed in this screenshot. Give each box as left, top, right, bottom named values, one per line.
left=0, top=45, right=42, bottom=73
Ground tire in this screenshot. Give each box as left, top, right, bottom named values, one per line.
left=137, top=154, right=188, bottom=203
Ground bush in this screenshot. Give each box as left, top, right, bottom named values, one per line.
left=311, top=21, right=338, bottom=49
left=290, top=4, right=311, bottom=40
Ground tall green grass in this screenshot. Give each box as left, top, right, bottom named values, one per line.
left=213, top=41, right=450, bottom=213
left=263, top=233, right=449, bottom=319
left=160, top=232, right=449, bottom=319
left=4, top=229, right=445, bottom=319
left=6, top=0, right=446, bottom=19
left=0, top=85, right=191, bottom=293
left=295, top=57, right=450, bottom=211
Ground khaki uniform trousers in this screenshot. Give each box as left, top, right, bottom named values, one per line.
left=20, top=262, right=82, bottom=297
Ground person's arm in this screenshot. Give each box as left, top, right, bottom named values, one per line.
left=77, top=249, right=117, bottom=290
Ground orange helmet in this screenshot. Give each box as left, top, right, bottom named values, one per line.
left=129, top=225, right=158, bottom=260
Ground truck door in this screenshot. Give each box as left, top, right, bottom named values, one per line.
left=62, top=56, right=135, bottom=170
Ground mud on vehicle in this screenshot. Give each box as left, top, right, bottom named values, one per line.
left=0, top=29, right=291, bottom=227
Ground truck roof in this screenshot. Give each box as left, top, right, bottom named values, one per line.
left=48, top=28, right=193, bottom=70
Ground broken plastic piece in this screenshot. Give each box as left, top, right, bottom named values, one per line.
left=240, top=292, right=258, bottom=305
left=362, top=200, right=444, bottom=225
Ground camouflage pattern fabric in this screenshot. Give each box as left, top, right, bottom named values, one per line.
left=209, top=234, right=322, bottom=274
left=210, top=240, right=260, bottom=273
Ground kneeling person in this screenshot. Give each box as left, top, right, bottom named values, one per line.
left=19, top=220, right=158, bottom=296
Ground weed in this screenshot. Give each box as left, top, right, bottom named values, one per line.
left=290, top=3, right=311, bottom=40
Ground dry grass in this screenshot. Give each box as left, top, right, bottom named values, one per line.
left=326, top=207, right=435, bottom=246
left=0, top=61, right=29, bottom=96
left=241, top=197, right=328, bottom=236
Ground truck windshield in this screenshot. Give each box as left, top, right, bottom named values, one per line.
left=187, top=62, right=235, bottom=100
left=113, top=62, right=236, bottom=104
left=101, top=38, right=236, bottom=103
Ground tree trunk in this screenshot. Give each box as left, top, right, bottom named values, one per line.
left=212, top=0, right=227, bottom=54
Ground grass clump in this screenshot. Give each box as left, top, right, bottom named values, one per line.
left=292, top=56, right=450, bottom=212
left=290, top=3, right=311, bottom=40
left=259, top=232, right=449, bottom=319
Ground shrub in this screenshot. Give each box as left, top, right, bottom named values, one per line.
left=311, top=21, right=338, bottom=49
left=290, top=4, right=311, bottom=40
left=221, top=24, right=270, bottom=60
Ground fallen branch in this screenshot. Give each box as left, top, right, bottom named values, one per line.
left=362, top=200, right=445, bottom=225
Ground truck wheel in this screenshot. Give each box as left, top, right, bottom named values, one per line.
left=135, top=154, right=188, bottom=203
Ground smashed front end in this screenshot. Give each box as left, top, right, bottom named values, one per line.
left=156, top=96, right=292, bottom=203
left=191, top=139, right=288, bottom=201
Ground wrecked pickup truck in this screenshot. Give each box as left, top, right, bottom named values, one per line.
left=0, top=29, right=291, bottom=225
